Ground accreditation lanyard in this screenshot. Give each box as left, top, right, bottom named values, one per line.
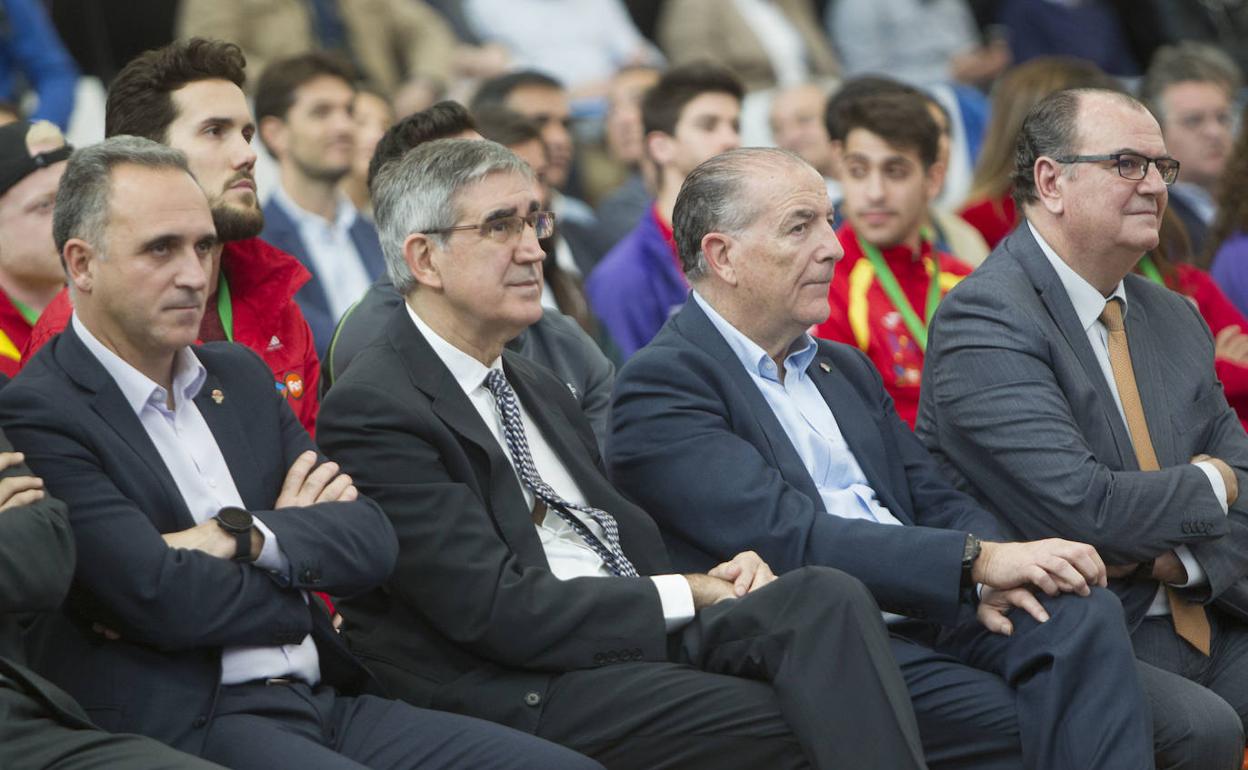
left=857, top=235, right=942, bottom=351
left=217, top=273, right=234, bottom=342
left=1138, top=254, right=1164, bottom=286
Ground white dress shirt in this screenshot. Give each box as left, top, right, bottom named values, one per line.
left=406, top=304, right=695, bottom=631
left=72, top=314, right=320, bottom=684
left=1029, top=223, right=1228, bottom=615
left=270, top=184, right=373, bottom=322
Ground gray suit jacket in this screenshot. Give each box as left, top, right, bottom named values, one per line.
left=916, top=223, right=1248, bottom=628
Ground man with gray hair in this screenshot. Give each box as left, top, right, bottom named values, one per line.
left=919, top=87, right=1248, bottom=768
left=1141, top=42, right=1243, bottom=256
left=0, top=135, right=602, bottom=770
left=317, top=137, right=930, bottom=770
left=608, top=146, right=1155, bottom=769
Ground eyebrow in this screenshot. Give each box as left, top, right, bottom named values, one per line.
left=482, top=206, right=519, bottom=222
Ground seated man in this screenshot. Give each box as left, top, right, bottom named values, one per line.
left=606, top=147, right=1155, bottom=769
left=918, top=87, right=1248, bottom=768
left=322, top=101, right=615, bottom=446
left=0, top=435, right=221, bottom=769
left=316, top=137, right=929, bottom=770
left=0, top=136, right=599, bottom=770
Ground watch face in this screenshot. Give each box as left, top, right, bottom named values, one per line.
left=217, top=507, right=253, bottom=531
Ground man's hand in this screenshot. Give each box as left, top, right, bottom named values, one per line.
left=683, top=573, right=737, bottom=610
left=707, top=551, right=777, bottom=597
left=1152, top=550, right=1189, bottom=585
left=972, top=539, right=1107, bottom=596
left=162, top=518, right=261, bottom=561
left=276, top=451, right=358, bottom=508
left=0, top=451, right=45, bottom=511
left=1192, top=454, right=1238, bottom=506
left=978, top=586, right=1049, bottom=636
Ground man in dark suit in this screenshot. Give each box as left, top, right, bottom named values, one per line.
left=257, top=52, right=388, bottom=356
left=918, top=87, right=1248, bottom=768
left=0, top=135, right=600, bottom=769
left=607, top=146, right=1157, bottom=769
left=316, top=137, right=929, bottom=770
left=0, top=431, right=222, bottom=769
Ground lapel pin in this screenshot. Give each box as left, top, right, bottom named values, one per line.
left=211, top=388, right=225, bottom=404
left=819, top=362, right=831, bottom=373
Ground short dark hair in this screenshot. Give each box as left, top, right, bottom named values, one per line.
left=642, top=62, right=744, bottom=137
left=470, top=70, right=563, bottom=113
left=474, top=106, right=542, bottom=148
left=367, top=100, right=477, bottom=189
left=106, top=38, right=247, bottom=141
left=1142, top=42, right=1242, bottom=123
left=1012, top=88, right=1147, bottom=210
left=824, top=76, right=925, bottom=142
left=837, top=91, right=940, bottom=168
left=254, top=52, right=356, bottom=126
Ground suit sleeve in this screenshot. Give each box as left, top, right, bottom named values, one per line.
left=317, top=379, right=669, bottom=671
left=919, top=276, right=1230, bottom=567
left=608, top=343, right=976, bottom=626
left=0, top=427, right=73, bottom=614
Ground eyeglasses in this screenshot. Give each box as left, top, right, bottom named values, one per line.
left=1053, top=152, right=1180, bottom=185
left=426, top=211, right=556, bottom=243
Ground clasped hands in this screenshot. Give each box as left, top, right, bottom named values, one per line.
left=973, top=538, right=1106, bottom=637
left=683, top=551, right=777, bottom=609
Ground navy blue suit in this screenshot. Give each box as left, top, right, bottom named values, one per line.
left=261, top=198, right=387, bottom=357
left=608, top=297, right=1152, bottom=770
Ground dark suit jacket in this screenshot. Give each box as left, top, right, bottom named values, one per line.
left=261, top=198, right=387, bottom=357
left=608, top=298, right=1004, bottom=628
left=0, top=326, right=397, bottom=753
left=317, top=308, right=672, bottom=734
left=916, top=222, right=1248, bottom=628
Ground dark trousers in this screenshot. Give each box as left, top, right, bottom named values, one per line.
left=201, top=681, right=602, bottom=770
left=0, top=684, right=221, bottom=770
left=893, top=588, right=1152, bottom=770
left=533, top=567, right=926, bottom=770
left=1132, top=607, right=1248, bottom=770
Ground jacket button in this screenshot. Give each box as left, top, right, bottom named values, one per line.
left=1182, top=523, right=1191, bottom=534
left=524, top=691, right=541, bottom=707
left=593, top=653, right=605, bottom=664
left=631, top=648, right=642, bottom=660
left=606, top=651, right=618, bottom=663
left=192, top=715, right=208, bottom=728
left=302, top=568, right=320, bottom=584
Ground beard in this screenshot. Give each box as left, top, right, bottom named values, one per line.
left=211, top=199, right=264, bottom=242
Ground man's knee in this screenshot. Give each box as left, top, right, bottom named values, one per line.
left=781, top=566, right=875, bottom=606
left=1040, top=586, right=1127, bottom=634
left=1153, top=688, right=1243, bottom=770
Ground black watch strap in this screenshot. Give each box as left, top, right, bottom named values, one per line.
left=214, top=506, right=254, bottom=562
left=960, top=534, right=982, bottom=590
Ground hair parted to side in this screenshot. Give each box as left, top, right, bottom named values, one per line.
left=475, top=106, right=543, bottom=148
left=254, top=51, right=357, bottom=125
left=53, top=136, right=191, bottom=258
left=1011, top=88, right=1147, bottom=211
left=470, top=70, right=563, bottom=113
left=1141, top=42, right=1242, bottom=124
left=367, top=100, right=478, bottom=190
left=837, top=91, right=941, bottom=168
left=372, top=138, right=534, bottom=295
left=106, top=38, right=247, bottom=141
left=673, top=147, right=808, bottom=282
left=642, top=62, right=744, bottom=137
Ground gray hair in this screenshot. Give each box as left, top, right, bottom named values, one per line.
left=53, top=135, right=190, bottom=257
left=1141, top=42, right=1242, bottom=124
left=372, top=138, right=535, bottom=294
left=1012, top=88, right=1148, bottom=211
left=673, top=147, right=809, bottom=282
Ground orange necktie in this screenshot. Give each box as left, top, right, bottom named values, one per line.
left=1100, top=298, right=1211, bottom=655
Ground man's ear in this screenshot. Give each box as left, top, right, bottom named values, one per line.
left=62, top=238, right=96, bottom=294
left=257, top=116, right=288, bottom=160
left=646, top=131, right=675, bottom=169
left=702, top=232, right=739, bottom=286
left=1033, top=157, right=1065, bottom=215
left=924, top=160, right=947, bottom=203
left=403, top=233, right=443, bottom=291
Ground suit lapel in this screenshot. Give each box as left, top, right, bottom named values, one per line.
left=349, top=217, right=387, bottom=281
left=1122, top=287, right=1176, bottom=465
left=193, top=368, right=266, bottom=510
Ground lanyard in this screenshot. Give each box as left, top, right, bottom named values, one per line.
left=217, top=272, right=234, bottom=342
left=9, top=296, right=38, bottom=325
left=1138, top=254, right=1164, bottom=286
left=857, top=235, right=942, bottom=351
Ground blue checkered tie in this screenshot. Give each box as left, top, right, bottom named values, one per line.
left=484, top=368, right=638, bottom=577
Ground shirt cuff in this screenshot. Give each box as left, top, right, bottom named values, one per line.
left=650, top=574, right=696, bottom=633
left=1171, top=546, right=1208, bottom=588
left=1195, top=461, right=1230, bottom=514
left=250, top=516, right=288, bottom=573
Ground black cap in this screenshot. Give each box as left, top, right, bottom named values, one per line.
left=0, top=120, right=72, bottom=198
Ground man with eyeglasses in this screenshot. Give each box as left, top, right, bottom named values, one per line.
left=918, top=87, right=1248, bottom=768
left=317, top=137, right=931, bottom=769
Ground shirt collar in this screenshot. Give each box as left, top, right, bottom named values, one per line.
left=271, top=183, right=357, bottom=233
left=405, top=302, right=501, bottom=394
left=1028, top=221, right=1128, bottom=332
left=72, top=312, right=207, bottom=415
left=692, top=291, right=816, bottom=381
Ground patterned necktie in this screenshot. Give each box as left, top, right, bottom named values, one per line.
left=1100, top=298, right=1212, bottom=655
left=484, top=368, right=639, bottom=577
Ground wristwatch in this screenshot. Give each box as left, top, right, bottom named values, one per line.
left=214, top=506, right=254, bottom=562
left=960, top=534, right=982, bottom=589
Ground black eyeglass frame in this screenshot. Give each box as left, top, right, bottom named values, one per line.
left=424, top=211, right=557, bottom=243
left=1052, top=152, right=1180, bottom=185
